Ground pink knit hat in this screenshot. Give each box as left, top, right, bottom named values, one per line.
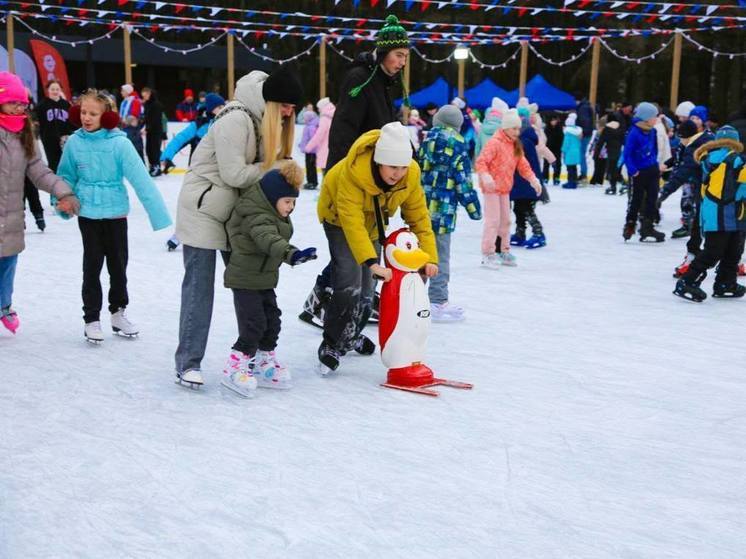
left=0, top=72, right=29, bottom=105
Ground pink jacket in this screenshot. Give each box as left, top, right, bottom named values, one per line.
left=475, top=129, right=536, bottom=195
left=304, top=102, right=335, bottom=170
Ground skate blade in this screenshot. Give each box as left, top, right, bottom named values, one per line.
left=316, top=362, right=336, bottom=377
left=113, top=328, right=139, bottom=338
left=220, top=379, right=256, bottom=398
left=175, top=378, right=203, bottom=389
left=85, top=337, right=103, bottom=345
left=298, top=311, right=324, bottom=329
left=257, top=381, right=293, bottom=390
left=673, top=291, right=705, bottom=303
left=712, top=293, right=745, bottom=299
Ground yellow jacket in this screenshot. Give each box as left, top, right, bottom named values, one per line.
left=317, top=130, right=438, bottom=265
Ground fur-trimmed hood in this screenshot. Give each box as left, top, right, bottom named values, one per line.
left=695, top=138, right=744, bottom=162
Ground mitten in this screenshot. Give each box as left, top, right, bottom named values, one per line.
left=290, top=247, right=317, bottom=265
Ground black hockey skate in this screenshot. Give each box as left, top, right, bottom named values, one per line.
left=162, top=159, right=175, bottom=175
left=639, top=220, right=665, bottom=243
left=712, top=282, right=746, bottom=298
left=298, top=284, right=330, bottom=329
left=671, top=225, right=690, bottom=239
left=622, top=221, right=636, bottom=241
left=618, top=185, right=629, bottom=196
left=317, top=341, right=340, bottom=376
left=605, top=185, right=616, bottom=195
left=674, top=277, right=707, bottom=302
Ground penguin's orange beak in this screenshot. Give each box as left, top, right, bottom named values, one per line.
left=391, top=248, right=430, bottom=271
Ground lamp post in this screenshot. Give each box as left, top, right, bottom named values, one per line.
left=454, top=45, right=469, bottom=98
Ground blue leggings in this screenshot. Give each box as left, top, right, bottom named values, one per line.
left=0, top=254, right=19, bottom=310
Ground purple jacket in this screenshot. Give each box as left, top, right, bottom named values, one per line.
left=299, top=112, right=320, bottom=153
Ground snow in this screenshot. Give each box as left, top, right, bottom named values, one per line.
left=2, top=147, right=746, bottom=558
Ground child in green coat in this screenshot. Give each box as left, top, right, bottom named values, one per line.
left=221, top=162, right=317, bottom=398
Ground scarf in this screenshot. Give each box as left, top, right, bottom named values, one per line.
left=0, top=113, right=27, bottom=133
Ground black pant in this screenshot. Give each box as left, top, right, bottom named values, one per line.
left=322, top=222, right=379, bottom=351
left=231, top=288, right=281, bottom=356
left=682, top=231, right=745, bottom=284
left=305, top=153, right=318, bottom=186
left=590, top=157, right=607, bottom=185
left=606, top=155, right=621, bottom=188
left=626, top=165, right=660, bottom=223
left=567, top=165, right=578, bottom=184
left=78, top=217, right=128, bottom=323
left=686, top=199, right=703, bottom=255
left=514, top=199, right=543, bottom=236
left=23, top=178, right=43, bottom=218
left=542, top=159, right=561, bottom=183
left=146, top=132, right=161, bottom=168
left=41, top=138, right=62, bottom=173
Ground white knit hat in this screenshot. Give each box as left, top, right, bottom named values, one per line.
left=374, top=122, right=413, bottom=167
left=565, top=113, right=577, bottom=126
left=317, top=97, right=331, bottom=110
left=121, top=84, right=134, bottom=95
left=674, top=101, right=695, bottom=118
left=501, top=109, right=522, bottom=129
left=491, top=97, right=509, bottom=114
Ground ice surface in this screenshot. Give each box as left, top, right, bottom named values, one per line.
left=2, top=146, right=746, bottom=558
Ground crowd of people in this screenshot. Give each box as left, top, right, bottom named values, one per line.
left=1, top=14, right=745, bottom=397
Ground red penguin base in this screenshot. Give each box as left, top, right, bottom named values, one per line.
left=381, top=363, right=473, bottom=397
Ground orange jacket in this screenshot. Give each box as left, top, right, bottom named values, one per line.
left=475, top=129, right=536, bottom=194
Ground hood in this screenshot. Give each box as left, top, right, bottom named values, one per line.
left=320, top=102, right=336, bottom=118
left=343, top=129, right=409, bottom=196
left=605, top=121, right=620, bottom=130
left=694, top=138, right=744, bottom=163
left=481, top=112, right=502, bottom=137
left=563, top=124, right=582, bottom=137
left=73, top=127, right=126, bottom=141
left=304, top=111, right=319, bottom=126
left=233, top=70, right=267, bottom=120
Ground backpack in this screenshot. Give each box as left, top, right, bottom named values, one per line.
left=700, top=151, right=743, bottom=206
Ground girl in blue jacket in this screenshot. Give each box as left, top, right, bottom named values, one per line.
left=57, top=90, right=172, bottom=343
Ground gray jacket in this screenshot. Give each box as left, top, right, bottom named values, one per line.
left=0, top=129, right=72, bottom=257
left=175, top=71, right=267, bottom=251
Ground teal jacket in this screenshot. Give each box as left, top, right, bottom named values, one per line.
left=57, top=128, right=171, bottom=230
left=474, top=111, right=501, bottom=158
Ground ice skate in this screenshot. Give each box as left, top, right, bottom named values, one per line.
left=524, top=233, right=546, bottom=249
left=149, top=165, right=162, bottom=177
left=84, top=321, right=104, bottom=344
left=1, top=307, right=19, bottom=335
left=298, top=284, right=329, bottom=329
left=639, top=220, right=665, bottom=243
left=499, top=252, right=517, bottom=267
left=303, top=182, right=318, bottom=190
left=162, top=159, right=175, bottom=175
left=670, top=225, right=690, bottom=239
left=481, top=253, right=501, bottom=270
left=673, top=253, right=696, bottom=278
left=111, top=308, right=138, bottom=338
left=618, top=185, right=629, bottom=195
left=510, top=232, right=526, bottom=247
left=673, top=276, right=707, bottom=303
left=712, top=282, right=746, bottom=299
left=317, top=341, right=340, bottom=376
left=221, top=351, right=257, bottom=398
left=430, top=302, right=465, bottom=323
left=176, top=369, right=204, bottom=389
left=254, top=350, right=293, bottom=389
left=604, top=185, right=616, bottom=195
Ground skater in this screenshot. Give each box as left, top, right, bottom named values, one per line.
left=510, top=108, right=547, bottom=251
left=0, top=72, right=80, bottom=334
left=674, top=101, right=695, bottom=126
left=175, top=89, right=198, bottom=122
left=119, top=84, right=141, bottom=122
left=221, top=162, right=317, bottom=396
left=595, top=113, right=625, bottom=195
left=417, top=104, right=481, bottom=321
left=57, top=89, right=171, bottom=343
left=174, top=64, right=303, bottom=387
left=475, top=109, right=542, bottom=269
left=315, top=122, right=438, bottom=375
left=300, top=14, right=410, bottom=329
left=122, top=115, right=145, bottom=161
left=622, top=102, right=665, bottom=242
left=475, top=97, right=507, bottom=157
left=36, top=79, right=73, bottom=173
left=561, top=113, right=583, bottom=189
left=302, top=97, right=335, bottom=185
left=141, top=87, right=164, bottom=177
left=299, top=105, right=319, bottom=189
left=576, top=95, right=595, bottom=184
left=543, top=113, right=563, bottom=185
left=674, top=126, right=746, bottom=302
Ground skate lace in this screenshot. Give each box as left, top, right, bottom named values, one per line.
left=226, top=352, right=255, bottom=375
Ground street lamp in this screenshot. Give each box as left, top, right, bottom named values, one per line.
left=454, top=45, right=469, bottom=98
left=454, top=45, right=469, bottom=60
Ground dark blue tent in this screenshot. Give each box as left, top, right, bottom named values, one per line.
left=503, top=74, right=576, bottom=111
left=463, top=78, right=511, bottom=110
left=395, top=77, right=454, bottom=109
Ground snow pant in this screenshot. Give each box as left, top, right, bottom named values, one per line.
left=305, top=153, right=318, bottom=186
left=175, top=245, right=230, bottom=373
left=606, top=155, right=622, bottom=188
left=428, top=233, right=450, bottom=305
left=590, top=157, right=607, bottom=185
left=566, top=165, right=578, bottom=184
left=680, top=183, right=695, bottom=227
left=322, top=222, right=379, bottom=352
left=41, top=138, right=62, bottom=173
left=146, top=132, right=162, bottom=169
left=514, top=199, right=543, bottom=236
left=625, top=165, right=660, bottom=224
left=542, top=159, right=561, bottom=183
left=78, top=217, right=129, bottom=323
left=483, top=193, right=511, bottom=254
left=23, top=177, right=43, bottom=218
left=682, top=231, right=746, bottom=284
left=580, top=136, right=591, bottom=179
left=231, top=288, right=281, bottom=356
left=0, top=254, right=19, bottom=310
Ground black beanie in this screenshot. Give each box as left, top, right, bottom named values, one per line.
left=677, top=120, right=698, bottom=139
left=262, top=64, right=304, bottom=108
left=260, top=169, right=299, bottom=209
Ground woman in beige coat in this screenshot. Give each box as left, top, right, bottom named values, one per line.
left=173, top=65, right=303, bottom=387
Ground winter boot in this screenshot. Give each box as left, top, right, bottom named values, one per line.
left=622, top=221, right=636, bottom=241
left=1, top=307, right=19, bottom=335
left=111, top=308, right=138, bottom=337
left=298, top=284, right=330, bottom=329
left=712, top=282, right=746, bottom=298
left=176, top=368, right=204, bottom=388
left=671, top=225, right=690, bottom=239
left=430, top=302, right=465, bottom=323
left=673, top=253, right=697, bottom=278
left=253, top=350, right=293, bottom=389
left=221, top=351, right=257, bottom=398
left=524, top=233, right=547, bottom=249
left=317, top=341, right=341, bottom=376
left=481, top=253, right=501, bottom=270
left=162, top=159, right=175, bottom=174
left=499, top=252, right=517, bottom=267
left=84, top=321, right=104, bottom=344
left=673, top=275, right=707, bottom=303
left=605, top=185, right=617, bottom=195
left=639, top=219, right=665, bottom=243
left=510, top=232, right=526, bottom=247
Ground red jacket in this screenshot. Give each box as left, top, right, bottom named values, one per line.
left=175, top=101, right=198, bottom=122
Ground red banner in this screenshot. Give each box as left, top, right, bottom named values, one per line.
left=28, top=40, right=71, bottom=101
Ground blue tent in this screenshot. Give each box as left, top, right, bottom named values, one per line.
left=395, top=77, right=454, bottom=109
left=463, top=78, right=511, bottom=110
left=503, top=74, right=577, bottom=111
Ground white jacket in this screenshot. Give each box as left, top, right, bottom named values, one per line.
left=654, top=119, right=672, bottom=166
left=175, top=71, right=267, bottom=251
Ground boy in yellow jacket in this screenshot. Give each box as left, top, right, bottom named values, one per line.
left=316, top=122, right=438, bottom=374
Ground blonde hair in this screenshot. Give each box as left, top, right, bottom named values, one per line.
left=78, top=88, right=113, bottom=112
left=261, top=101, right=294, bottom=171
left=277, top=160, right=304, bottom=189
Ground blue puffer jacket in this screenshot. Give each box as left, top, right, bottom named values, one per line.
left=57, top=128, right=171, bottom=230
left=696, top=138, right=746, bottom=233
left=511, top=125, right=542, bottom=201
left=624, top=119, right=658, bottom=177
left=160, top=117, right=212, bottom=163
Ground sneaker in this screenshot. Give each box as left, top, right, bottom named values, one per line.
left=254, top=350, right=293, bottom=389
left=352, top=334, right=376, bottom=355
left=111, top=308, right=138, bottom=337
left=317, top=341, right=340, bottom=375
left=1, top=306, right=20, bottom=334
left=221, top=351, right=257, bottom=397
left=499, top=252, right=517, bottom=267
left=673, top=253, right=696, bottom=278
left=430, top=302, right=465, bottom=323
left=84, top=320, right=104, bottom=344
left=481, top=253, right=501, bottom=270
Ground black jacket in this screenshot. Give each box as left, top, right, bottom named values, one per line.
left=35, top=97, right=74, bottom=146
left=594, top=122, right=624, bottom=162
left=576, top=99, right=595, bottom=137
left=326, top=52, right=401, bottom=171
left=545, top=122, right=564, bottom=155
left=658, top=131, right=715, bottom=202
left=143, top=94, right=164, bottom=137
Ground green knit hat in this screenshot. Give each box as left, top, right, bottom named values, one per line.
left=376, top=14, right=410, bottom=51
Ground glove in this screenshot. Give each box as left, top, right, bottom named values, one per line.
left=290, top=247, right=317, bottom=266
left=56, top=194, right=81, bottom=216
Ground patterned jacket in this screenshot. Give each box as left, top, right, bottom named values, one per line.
left=417, top=125, right=481, bottom=235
